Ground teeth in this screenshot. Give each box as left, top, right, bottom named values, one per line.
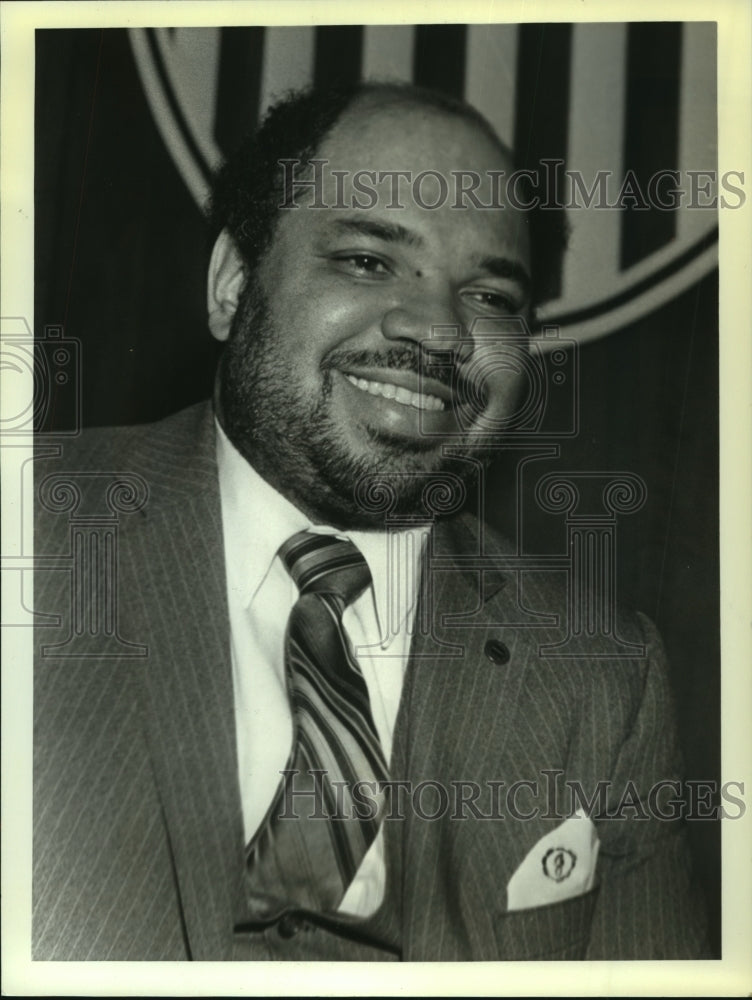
left=344, top=373, right=445, bottom=411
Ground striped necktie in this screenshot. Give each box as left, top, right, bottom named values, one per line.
left=245, top=531, right=390, bottom=917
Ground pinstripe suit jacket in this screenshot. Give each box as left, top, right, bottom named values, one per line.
left=33, top=401, right=709, bottom=961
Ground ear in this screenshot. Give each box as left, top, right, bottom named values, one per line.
left=207, top=229, right=246, bottom=342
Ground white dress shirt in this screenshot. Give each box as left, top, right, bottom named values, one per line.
left=215, top=420, right=429, bottom=916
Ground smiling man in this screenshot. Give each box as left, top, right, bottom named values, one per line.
left=210, top=88, right=532, bottom=526
left=33, top=83, right=710, bottom=961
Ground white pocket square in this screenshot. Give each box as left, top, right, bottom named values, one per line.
left=506, top=811, right=600, bottom=912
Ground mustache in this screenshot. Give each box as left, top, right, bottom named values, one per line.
left=322, top=348, right=471, bottom=393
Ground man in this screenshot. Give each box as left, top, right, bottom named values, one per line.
left=33, top=82, right=709, bottom=960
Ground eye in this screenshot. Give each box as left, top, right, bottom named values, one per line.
left=463, top=288, right=519, bottom=314
left=332, top=253, right=390, bottom=276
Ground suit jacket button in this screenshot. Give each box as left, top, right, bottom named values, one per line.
left=278, top=913, right=305, bottom=939
left=484, top=639, right=510, bottom=664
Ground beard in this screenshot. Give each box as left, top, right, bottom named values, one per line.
left=217, top=281, right=497, bottom=529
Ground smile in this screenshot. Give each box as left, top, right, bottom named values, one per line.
left=343, top=373, right=446, bottom=411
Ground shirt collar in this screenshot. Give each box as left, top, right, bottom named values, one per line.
left=215, top=418, right=429, bottom=639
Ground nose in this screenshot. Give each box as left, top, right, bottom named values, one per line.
left=380, top=287, right=474, bottom=365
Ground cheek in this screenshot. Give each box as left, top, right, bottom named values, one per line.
left=464, top=345, right=530, bottom=411
left=488, top=367, right=528, bottom=408
left=266, top=282, right=383, bottom=362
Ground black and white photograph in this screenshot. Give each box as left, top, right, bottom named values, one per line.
left=2, top=1, right=751, bottom=994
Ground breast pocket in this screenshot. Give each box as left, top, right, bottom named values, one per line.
left=493, top=885, right=599, bottom=961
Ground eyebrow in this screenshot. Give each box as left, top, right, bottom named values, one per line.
left=472, top=255, right=532, bottom=296
left=330, top=217, right=425, bottom=248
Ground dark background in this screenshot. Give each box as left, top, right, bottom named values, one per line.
left=34, top=27, right=721, bottom=954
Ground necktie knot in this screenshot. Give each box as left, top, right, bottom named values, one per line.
left=279, top=530, right=371, bottom=606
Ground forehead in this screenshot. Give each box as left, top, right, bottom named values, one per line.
left=322, top=97, right=513, bottom=173
left=278, top=99, right=529, bottom=257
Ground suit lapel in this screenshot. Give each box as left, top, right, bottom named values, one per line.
left=118, top=404, right=246, bottom=959
left=401, top=513, right=530, bottom=773
left=394, top=514, right=532, bottom=953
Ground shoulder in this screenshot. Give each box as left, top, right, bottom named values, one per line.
left=35, top=399, right=214, bottom=475
left=451, top=508, right=650, bottom=636
left=442, top=510, right=667, bottom=710
left=34, top=401, right=217, bottom=528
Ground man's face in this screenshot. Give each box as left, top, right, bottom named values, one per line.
left=219, top=98, right=532, bottom=527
